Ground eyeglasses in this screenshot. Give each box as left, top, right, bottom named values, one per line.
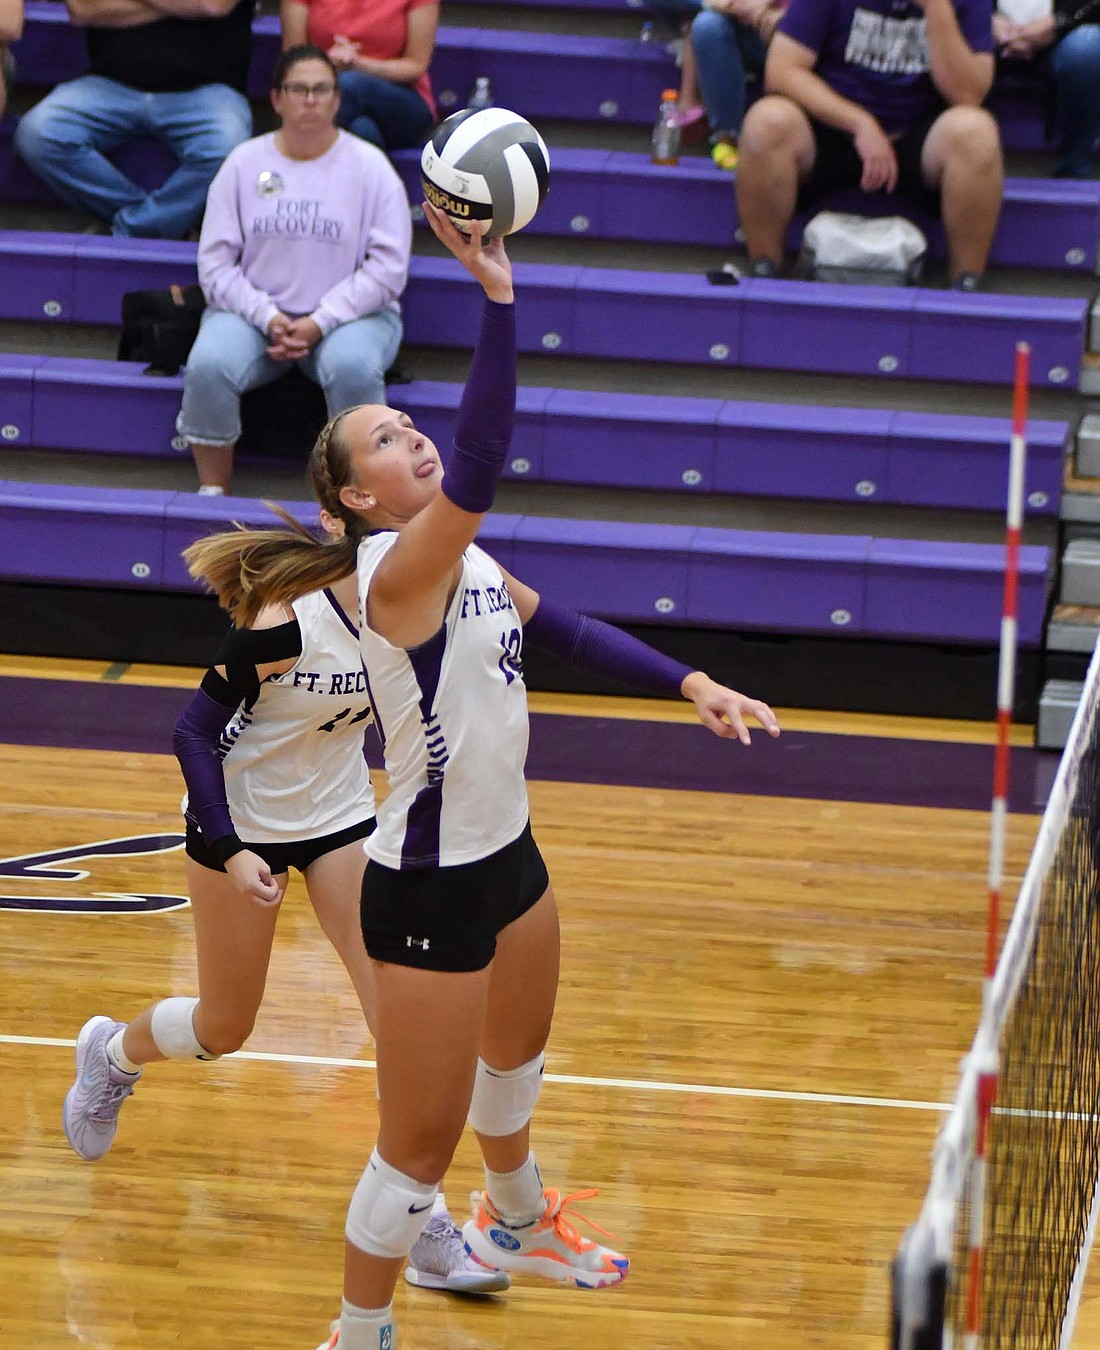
left=281, top=81, right=337, bottom=100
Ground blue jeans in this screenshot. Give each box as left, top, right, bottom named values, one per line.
left=644, top=0, right=764, bottom=138
left=14, top=74, right=251, bottom=238
left=1051, top=24, right=1100, bottom=177
left=336, top=71, right=434, bottom=152
left=177, top=306, right=405, bottom=446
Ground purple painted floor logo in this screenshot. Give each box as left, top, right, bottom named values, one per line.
left=0, top=834, right=188, bottom=913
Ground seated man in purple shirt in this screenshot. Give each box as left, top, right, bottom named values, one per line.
left=735, top=0, right=1003, bottom=289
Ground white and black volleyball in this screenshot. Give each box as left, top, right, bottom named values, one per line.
left=420, top=107, right=550, bottom=238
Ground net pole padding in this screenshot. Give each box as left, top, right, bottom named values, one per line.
left=962, top=341, right=1029, bottom=1350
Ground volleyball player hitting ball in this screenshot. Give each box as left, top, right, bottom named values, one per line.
left=165, top=204, right=779, bottom=1348
left=59, top=517, right=508, bottom=1296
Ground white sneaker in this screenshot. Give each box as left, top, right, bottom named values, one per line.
left=406, top=1210, right=510, bottom=1293
left=463, top=1187, right=629, bottom=1289
left=62, top=1016, right=141, bottom=1160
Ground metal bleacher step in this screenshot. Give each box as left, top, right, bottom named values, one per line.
left=1047, top=602, right=1100, bottom=653
left=1061, top=539, right=1100, bottom=606
left=1037, top=677, right=1085, bottom=749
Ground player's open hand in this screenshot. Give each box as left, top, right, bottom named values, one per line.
left=225, top=850, right=283, bottom=906
left=681, top=671, right=781, bottom=744
left=422, top=202, right=514, bottom=304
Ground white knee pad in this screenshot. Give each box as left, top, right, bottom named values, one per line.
left=345, top=1149, right=439, bottom=1259
left=467, top=1052, right=544, bottom=1137
left=150, top=997, right=220, bottom=1062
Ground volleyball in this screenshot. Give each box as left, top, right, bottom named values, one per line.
left=420, top=107, right=550, bottom=238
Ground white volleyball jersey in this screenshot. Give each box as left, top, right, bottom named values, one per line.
left=357, top=532, right=530, bottom=869
left=219, top=588, right=375, bottom=842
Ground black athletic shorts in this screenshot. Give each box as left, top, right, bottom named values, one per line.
left=360, top=820, right=550, bottom=973
left=185, top=816, right=376, bottom=876
left=797, top=106, right=946, bottom=220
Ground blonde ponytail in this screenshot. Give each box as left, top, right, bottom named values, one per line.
left=182, top=503, right=357, bottom=627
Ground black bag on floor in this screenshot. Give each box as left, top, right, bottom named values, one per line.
left=118, top=283, right=206, bottom=376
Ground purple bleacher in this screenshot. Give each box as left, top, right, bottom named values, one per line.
left=0, top=231, right=74, bottom=320
left=686, top=528, right=871, bottom=632
left=403, top=256, right=584, bottom=355
left=0, top=354, right=44, bottom=446
left=13, top=6, right=677, bottom=118
left=5, top=120, right=1090, bottom=271
left=6, top=358, right=1069, bottom=515
left=739, top=278, right=916, bottom=379
left=512, top=516, right=693, bottom=622
left=72, top=236, right=197, bottom=323
left=541, top=389, right=722, bottom=491
left=0, top=481, right=173, bottom=585
left=573, top=267, right=743, bottom=365
left=12, top=3, right=1063, bottom=148
left=864, top=539, right=1049, bottom=643
left=887, top=411, right=1065, bottom=513
left=714, top=403, right=892, bottom=502
left=909, top=291, right=1081, bottom=387
left=32, top=357, right=184, bottom=456
left=0, top=237, right=1086, bottom=387
left=0, top=480, right=1054, bottom=644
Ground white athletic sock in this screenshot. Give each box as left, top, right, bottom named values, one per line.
left=338, top=1298, right=395, bottom=1350
left=106, top=1029, right=141, bottom=1075
left=197, top=484, right=225, bottom=497
left=485, top=1152, right=545, bottom=1227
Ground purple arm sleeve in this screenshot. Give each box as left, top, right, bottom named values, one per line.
left=172, top=686, right=243, bottom=865
left=441, top=297, right=517, bottom=514
left=524, top=597, right=694, bottom=698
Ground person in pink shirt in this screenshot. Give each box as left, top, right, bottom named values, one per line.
left=281, top=0, right=438, bottom=153
left=176, top=45, right=412, bottom=494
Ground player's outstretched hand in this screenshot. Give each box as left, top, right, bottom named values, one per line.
left=422, top=202, right=514, bottom=305
left=226, top=850, right=282, bottom=906
left=682, top=671, right=781, bottom=745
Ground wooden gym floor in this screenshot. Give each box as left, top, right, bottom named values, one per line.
left=0, top=653, right=1085, bottom=1350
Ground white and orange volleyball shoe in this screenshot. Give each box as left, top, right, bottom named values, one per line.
left=462, top=1187, right=629, bottom=1289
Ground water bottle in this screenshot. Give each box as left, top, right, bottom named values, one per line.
left=468, top=76, right=494, bottom=111
left=651, top=88, right=680, bottom=166
left=639, top=20, right=655, bottom=42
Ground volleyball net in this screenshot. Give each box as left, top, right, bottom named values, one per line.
left=891, top=637, right=1100, bottom=1350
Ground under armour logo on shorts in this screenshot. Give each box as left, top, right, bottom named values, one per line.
left=406, top=935, right=430, bottom=951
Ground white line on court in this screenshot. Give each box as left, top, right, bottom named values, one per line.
left=0, top=1033, right=951, bottom=1113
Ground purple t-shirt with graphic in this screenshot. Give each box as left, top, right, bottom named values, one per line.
left=778, top=0, right=994, bottom=135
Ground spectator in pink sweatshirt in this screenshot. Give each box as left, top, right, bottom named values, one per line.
left=177, top=44, right=411, bottom=495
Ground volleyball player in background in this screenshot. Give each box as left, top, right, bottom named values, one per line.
left=59, top=519, right=509, bottom=1296
left=175, top=205, right=780, bottom=1350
